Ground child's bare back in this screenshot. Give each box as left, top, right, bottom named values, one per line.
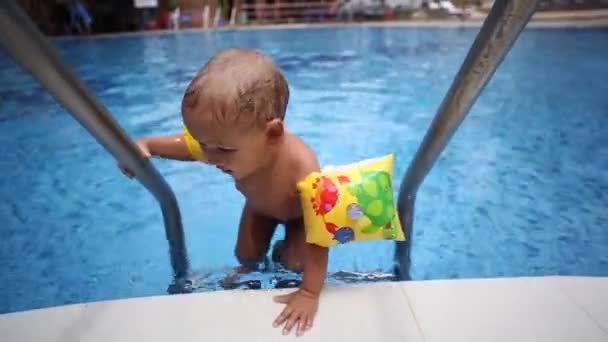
left=120, top=49, right=327, bottom=337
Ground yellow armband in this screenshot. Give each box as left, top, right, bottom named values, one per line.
left=183, top=127, right=206, bottom=162
left=296, top=154, right=405, bottom=247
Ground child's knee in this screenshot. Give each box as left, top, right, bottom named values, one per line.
left=282, top=254, right=304, bottom=272
left=283, top=257, right=304, bottom=272
left=272, top=240, right=304, bottom=272
left=235, top=247, right=266, bottom=270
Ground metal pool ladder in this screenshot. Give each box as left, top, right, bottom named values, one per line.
left=395, top=0, right=540, bottom=280
left=0, top=1, right=192, bottom=293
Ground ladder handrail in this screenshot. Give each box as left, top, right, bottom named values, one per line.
left=395, top=0, right=539, bottom=280
left=0, top=1, right=190, bottom=291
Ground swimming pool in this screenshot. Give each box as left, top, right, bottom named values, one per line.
left=1, top=26, right=607, bottom=314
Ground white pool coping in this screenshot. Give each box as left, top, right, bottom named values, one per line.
left=1, top=276, right=606, bottom=341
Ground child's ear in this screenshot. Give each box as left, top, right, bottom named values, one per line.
left=265, top=118, right=284, bottom=143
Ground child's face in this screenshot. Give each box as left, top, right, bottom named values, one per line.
left=184, top=113, right=280, bottom=181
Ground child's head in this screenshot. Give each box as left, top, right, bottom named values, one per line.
left=181, top=49, right=289, bottom=180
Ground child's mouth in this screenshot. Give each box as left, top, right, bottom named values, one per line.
left=217, top=166, right=233, bottom=175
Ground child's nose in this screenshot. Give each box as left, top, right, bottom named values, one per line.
left=207, top=154, right=224, bottom=167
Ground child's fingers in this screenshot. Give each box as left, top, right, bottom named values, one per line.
left=295, top=315, right=313, bottom=336
left=296, top=316, right=306, bottom=336
left=273, top=306, right=293, bottom=327
left=305, top=315, right=314, bottom=331
left=118, top=164, right=134, bottom=178
left=282, top=312, right=300, bottom=335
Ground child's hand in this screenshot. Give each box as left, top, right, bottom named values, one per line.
left=273, top=289, right=319, bottom=337
left=118, top=140, right=151, bottom=178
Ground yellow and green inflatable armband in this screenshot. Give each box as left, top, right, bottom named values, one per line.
left=183, top=127, right=206, bottom=162
left=296, top=154, right=405, bottom=247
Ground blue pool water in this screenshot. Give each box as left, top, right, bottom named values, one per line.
left=1, top=26, right=607, bottom=314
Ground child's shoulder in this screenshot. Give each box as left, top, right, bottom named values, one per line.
left=287, top=134, right=320, bottom=182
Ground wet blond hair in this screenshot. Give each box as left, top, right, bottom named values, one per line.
left=181, top=49, right=289, bottom=127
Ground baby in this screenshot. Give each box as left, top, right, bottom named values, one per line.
left=121, top=49, right=327, bottom=336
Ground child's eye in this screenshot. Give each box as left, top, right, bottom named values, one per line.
left=218, top=147, right=236, bottom=153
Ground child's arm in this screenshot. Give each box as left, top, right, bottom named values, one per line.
left=119, top=134, right=195, bottom=177
left=273, top=232, right=328, bottom=337
left=301, top=244, right=329, bottom=297
left=273, top=148, right=327, bottom=337
left=139, top=134, right=194, bottom=161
